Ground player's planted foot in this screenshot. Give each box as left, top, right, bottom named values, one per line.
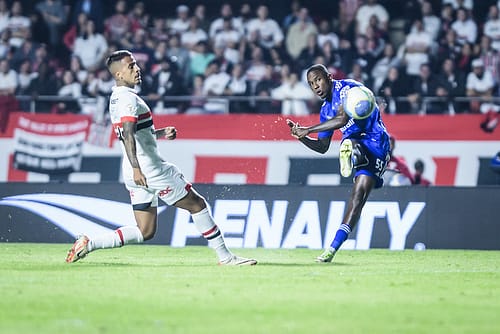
left=66, top=235, right=90, bottom=263
left=219, top=255, right=257, bottom=266
left=339, top=139, right=353, bottom=177
left=315, top=248, right=336, bottom=263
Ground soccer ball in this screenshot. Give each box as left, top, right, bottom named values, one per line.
left=342, top=86, right=376, bottom=119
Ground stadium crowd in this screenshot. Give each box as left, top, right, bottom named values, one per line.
left=0, top=0, right=499, bottom=118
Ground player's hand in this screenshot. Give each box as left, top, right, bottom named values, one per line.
left=133, top=168, right=148, bottom=188
left=287, top=119, right=309, bottom=139
left=163, top=126, right=177, bottom=140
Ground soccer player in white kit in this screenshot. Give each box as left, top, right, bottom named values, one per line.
left=66, top=50, right=257, bottom=265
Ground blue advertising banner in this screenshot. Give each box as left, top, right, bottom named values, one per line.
left=0, top=183, right=498, bottom=250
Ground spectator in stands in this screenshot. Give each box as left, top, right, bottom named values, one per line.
left=365, top=23, right=386, bottom=59
left=269, top=47, right=291, bottom=78
left=124, top=28, right=154, bottom=73
left=379, top=66, right=411, bottom=114
left=244, top=45, right=267, bottom=98
left=30, top=43, right=49, bottom=72
left=166, top=33, right=190, bottom=83
left=285, top=7, right=317, bottom=60
left=246, top=5, right=283, bottom=50
left=209, top=3, right=243, bottom=41
left=0, top=0, right=9, bottom=34
left=193, top=4, right=209, bottom=33
left=128, top=2, right=148, bottom=34
left=466, top=58, right=496, bottom=114
left=148, top=16, right=169, bottom=44
left=0, top=58, right=17, bottom=96
left=104, top=0, right=131, bottom=46
left=420, top=1, right=441, bottom=42
left=371, top=43, right=401, bottom=94
left=483, top=4, right=500, bottom=52
left=55, top=69, right=82, bottom=113
left=413, top=159, right=431, bottom=186
left=234, top=3, right=252, bottom=37
left=224, top=62, right=249, bottom=113
left=384, top=136, right=414, bottom=186
left=69, top=54, right=88, bottom=86
left=271, top=71, right=313, bottom=116
left=475, top=35, right=500, bottom=96
left=347, top=60, right=369, bottom=86
left=0, top=28, right=10, bottom=59
left=63, top=12, right=88, bottom=53
left=35, top=0, right=67, bottom=48
left=443, top=0, right=473, bottom=12
left=451, top=6, right=477, bottom=46
left=71, top=0, right=103, bottom=32
left=408, top=62, right=449, bottom=114
left=437, top=3, right=455, bottom=43
left=7, top=1, right=30, bottom=49
left=189, top=40, right=215, bottom=78
left=317, top=19, right=339, bottom=50
left=16, top=59, right=35, bottom=96
left=73, top=19, right=108, bottom=72
left=437, top=57, right=467, bottom=114
left=212, top=17, right=240, bottom=50
left=86, top=68, right=113, bottom=98
left=355, top=0, right=389, bottom=36
left=169, top=4, right=190, bottom=35
left=202, top=59, right=231, bottom=114
left=402, top=18, right=433, bottom=80
left=185, top=74, right=206, bottom=114
left=348, top=33, right=376, bottom=78
left=338, top=0, right=363, bottom=33
left=296, top=33, right=321, bottom=71
left=11, top=37, right=39, bottom=70
left=254, top=64, right=280, bottom=114
left=148, top=57, right=185, bottom=114
left=436, top=28, right=461, bottom=67
left=27, top=60, right=57, bottom=112
left=181, top=16, right=208, bottom=51
left=282, top=0, right=301, bottom=32
left=455, top=41, right=473, bottom=76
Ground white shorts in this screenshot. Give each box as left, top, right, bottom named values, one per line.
left=125, top=162, right=191, bottom=209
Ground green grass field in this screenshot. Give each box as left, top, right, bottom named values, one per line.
left=0, top=244, right=499, bottom=334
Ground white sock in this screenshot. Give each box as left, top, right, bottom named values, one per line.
left=191, top=208, right=232, bottom=261
left=88, top=225, right=144, bottom=251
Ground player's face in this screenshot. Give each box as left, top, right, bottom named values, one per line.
left=119, top=56, right=142, bottom=87
left=307, top=70, right=331, bottom=100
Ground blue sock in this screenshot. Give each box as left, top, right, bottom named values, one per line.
left=330, top=224, right=351, bottom=250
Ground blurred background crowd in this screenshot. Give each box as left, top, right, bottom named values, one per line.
left=0, top=0, right=499, bottom=117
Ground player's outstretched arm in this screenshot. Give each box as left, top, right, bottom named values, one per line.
left=287, top=119, right=331, bottom=154
left=155, top=126, right=177, bottom=140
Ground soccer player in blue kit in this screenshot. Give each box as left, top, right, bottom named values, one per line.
left=287, top=64, right=391, bottom=262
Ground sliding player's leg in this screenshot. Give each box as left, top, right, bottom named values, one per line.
left=65, top=188, right=155, bottom=263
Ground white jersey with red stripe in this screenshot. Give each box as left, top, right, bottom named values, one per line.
left=109, top=85, right=164, bottom=182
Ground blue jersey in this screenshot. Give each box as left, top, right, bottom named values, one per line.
left=318, top=79, right=390, bottom=188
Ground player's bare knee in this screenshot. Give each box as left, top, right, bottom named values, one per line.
left=139, top=225, right=156, bottom=240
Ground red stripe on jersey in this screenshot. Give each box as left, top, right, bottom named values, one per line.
left=121, top=116, right=137, bottom=123
left=138, top=111, right=152, bottom=120
left=202, top=225, right=218, bottom=237
left=185, top=183, right=192, bottom=192
left=116, top=228, right=125, bottom=246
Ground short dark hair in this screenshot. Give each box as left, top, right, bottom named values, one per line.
left=306, top=64, right=329, bottom=77
left=106, top=50, right=132, bottom=68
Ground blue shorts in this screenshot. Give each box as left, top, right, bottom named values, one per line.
left=351, top=134, right=390, bottom=188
